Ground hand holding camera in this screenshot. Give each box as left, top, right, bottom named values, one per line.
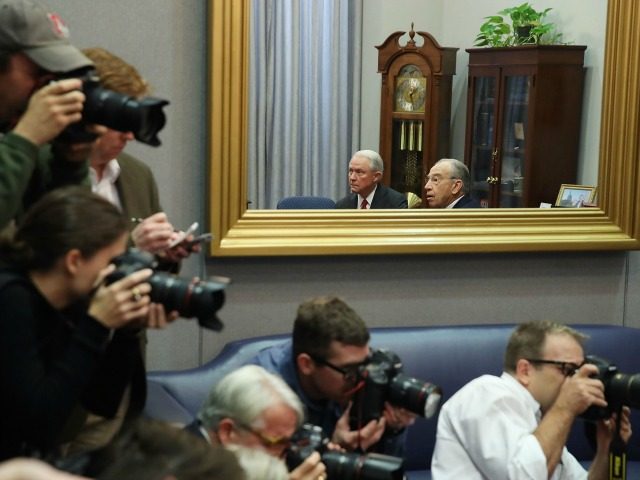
left=103, top=249, right=227, bottom=331
left=334, top=403, right=385, bottom=452
left=13, top=78, right=85, bottom=147
left=287, top=424, right=404, bottom=480
left=555, top=363, right=607, bottom=418
left=88, top=265, right=153, bottom=330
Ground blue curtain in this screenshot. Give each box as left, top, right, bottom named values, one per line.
left=248, top=0, right=362, bottom=209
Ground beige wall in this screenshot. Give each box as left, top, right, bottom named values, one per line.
left=48, top=0, right=637, bottom=371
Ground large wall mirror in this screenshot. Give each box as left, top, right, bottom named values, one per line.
left=208, top=0, right=640, bottom=256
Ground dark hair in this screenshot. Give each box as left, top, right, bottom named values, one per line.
left=503, top=320, right=587, bottom=373
left=0, top=187, right=128, bottom=271
left=94, top=418, right=244, bottom=480
left=292, top=296, right=370, bottom=358
left=0, top=50, right=12, bottom=73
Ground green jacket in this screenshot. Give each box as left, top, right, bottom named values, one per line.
left=0, top=132, right=89, bottom=229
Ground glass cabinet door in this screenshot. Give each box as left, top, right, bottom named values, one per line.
left=498, top=75, right=530, bottom=207
left=468, top=76, right=496, bottom=208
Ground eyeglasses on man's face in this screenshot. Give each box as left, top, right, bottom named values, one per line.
left=424, top=174, right=458, bottom=186
left=526, top=358, right=585, bottom=377
left=309, top=354, right=367, bottom=382
left=233, top=421, right=293, bottom=455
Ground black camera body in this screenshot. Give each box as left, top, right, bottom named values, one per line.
left=349, top=348, right=442, bottom=430
left=581, top=355, right=640, bottom=420
left=285, top=424, right=404, bottom=480
left=104, top=249, right=227, bottom=331
left=57, top=69, right=169, bottom=146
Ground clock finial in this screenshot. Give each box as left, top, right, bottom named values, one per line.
left=408, top=23, right=416, bottom=46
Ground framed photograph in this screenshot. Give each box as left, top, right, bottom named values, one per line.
left=555, top=184, right=597, bottom=207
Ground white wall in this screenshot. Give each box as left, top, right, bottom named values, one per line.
left=47, top=0, right=638, bottom=372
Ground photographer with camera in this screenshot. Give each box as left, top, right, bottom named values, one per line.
left=248, top=296, right=416, bottom=456
left=188, top=365, right=327, bottom=480
left=431, top=320, right=632, bottom=479
left=0, top=0, right=98, bottom=230
left=0, top=187, right=176, bottom=461
left=81, top=47, right=196, bottom=267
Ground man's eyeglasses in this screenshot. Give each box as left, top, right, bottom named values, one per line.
left=425, top=175, right=459, bottom=186
left=234, top=421, right=292, bottom=452
left=309, top=354, right=365, bottom=382
left=526, top=358, right=585, bottom=377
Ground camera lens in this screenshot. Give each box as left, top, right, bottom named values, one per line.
left=322, top=451, right=404, bottom=480
left=388, top=374, right=442, bottom=418
left=148, top=273, right=226, bottom=331
left=83, top=83, right=169, bottom=146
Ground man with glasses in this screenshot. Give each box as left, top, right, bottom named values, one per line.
left=249, top=296, right=415, bottom=455
left=335, top=150, right=408, bottom=209
left=189, top=364, right=327, bottom=480
left=431, top=320, right=632, bottom=479
left=424, top=158, right=480, bottom=208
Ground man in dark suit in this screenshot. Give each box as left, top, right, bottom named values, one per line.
left=425, top=158, right=481, bottom=209
left=335, top=150, right=408, bottom=209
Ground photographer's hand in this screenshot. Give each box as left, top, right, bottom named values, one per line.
left=289, top=451, right=326, bottom=480
left=89, top=267, right=153, bottom=329
left=131, top=212, right=174, bottom=253
left=13, top=78, right=85, bottom=146
left=333, top=402, right=385, bottom=451
left=146, top=303, right=179, bottom=329
left=383, top=402, right=417, bottom=432
left=554, top=364, right=607, bottom=416
left=589, top=406, right=632, bottom=479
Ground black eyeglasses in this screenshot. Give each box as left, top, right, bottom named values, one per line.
left=309, top=355, right=364, bottom=382
left=526, top=358, right=585, bottom=377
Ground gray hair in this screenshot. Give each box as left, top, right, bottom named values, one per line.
left=435, top=158, right=471, bottom=195
left=353, top=149, right=384, bottom=173
left=227, top=444, right=289, bottom=480
left=198, top=365, right=305, bottom=431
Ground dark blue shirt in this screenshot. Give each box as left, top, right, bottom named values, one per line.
left=247, top=340, right=405, bottom=456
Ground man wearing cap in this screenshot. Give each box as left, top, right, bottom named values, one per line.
left=0, top=0, right=95, bottom=229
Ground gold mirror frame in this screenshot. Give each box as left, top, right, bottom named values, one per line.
left=208, top=0, right=640, bottom=256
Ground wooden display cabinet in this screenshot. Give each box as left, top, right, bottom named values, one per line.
left=464, top=45, right=587, bottom=208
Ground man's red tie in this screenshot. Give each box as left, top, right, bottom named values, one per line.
left=360, top=198, right=369, bottom=209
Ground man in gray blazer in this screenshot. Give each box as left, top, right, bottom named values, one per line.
left=335, top=150, right=408, bottom=209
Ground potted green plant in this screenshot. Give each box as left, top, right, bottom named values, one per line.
left=474, top=3, right=561, bottom=47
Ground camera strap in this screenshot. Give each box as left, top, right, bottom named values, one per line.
left=608, top=406, right=627, bottom=480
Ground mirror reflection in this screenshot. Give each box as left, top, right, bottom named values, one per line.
left=246, top=0, right=606, bottom=210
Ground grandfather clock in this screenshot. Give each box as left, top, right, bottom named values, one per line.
left=377, top=25, right=458, bottom=200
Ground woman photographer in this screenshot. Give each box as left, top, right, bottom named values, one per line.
left=0, top=187, right=171, bottom=461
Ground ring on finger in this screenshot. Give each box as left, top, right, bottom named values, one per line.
left=131, top=287, right=142, bottom=302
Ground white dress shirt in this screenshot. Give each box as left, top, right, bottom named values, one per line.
left=90, top=159, right=123, bottom=211
left=431, top=372, right=586, bottom=480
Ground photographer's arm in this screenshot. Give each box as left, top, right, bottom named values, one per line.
left=588, top=407, right=632, bottom=480
left=534, top=365, right=607, bottom=478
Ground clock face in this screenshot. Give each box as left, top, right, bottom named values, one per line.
left=394, top=75, right=427, bottom=113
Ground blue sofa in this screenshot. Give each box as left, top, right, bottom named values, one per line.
left=144, top=324, right=640, bottom=479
